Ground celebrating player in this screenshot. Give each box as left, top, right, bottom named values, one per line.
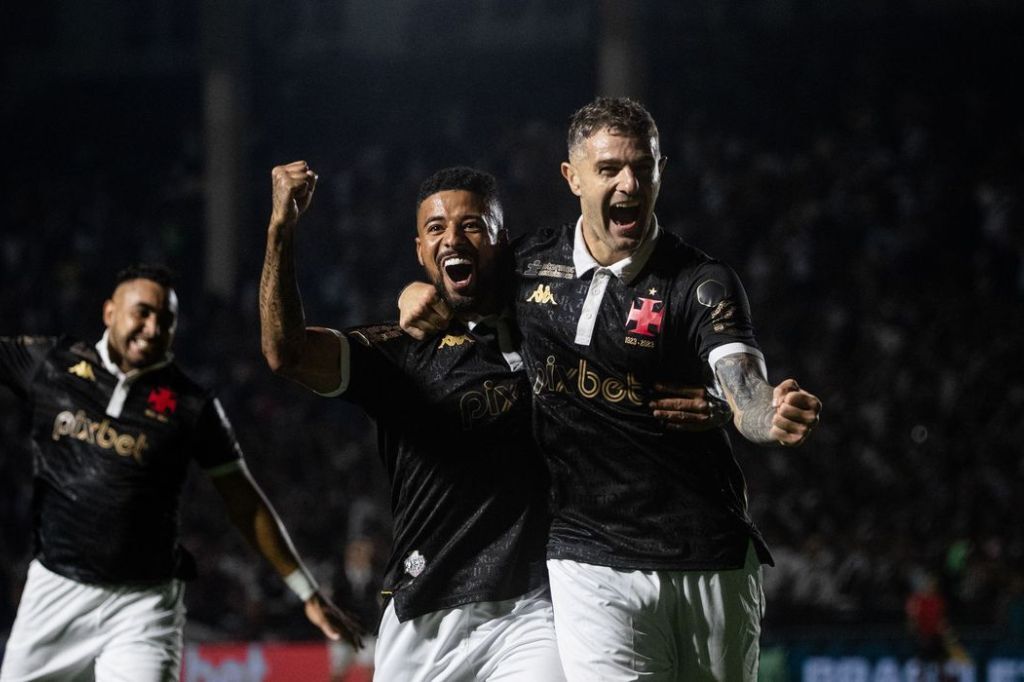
left=0, top=264, right=364, bottom=682
left=260, top=163, right=564, bottom=681
left=399, top=97, right=823, bottom=681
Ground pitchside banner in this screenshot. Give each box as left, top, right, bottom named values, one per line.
left=177, top=643, right=1024, bottom=681
left=794, top=655, right=1024, bottom=682
left=180, top=642, right=372, bottom=682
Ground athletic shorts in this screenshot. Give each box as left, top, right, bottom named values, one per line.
left=373, top=585, right=565, bottom=681
left=0, top=560, right=186, bottom=682
left=547, top=542, right=764, bottom=682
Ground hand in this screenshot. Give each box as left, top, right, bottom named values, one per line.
left=270, top=160, right=318, bottom=227
left=304, top=591, right=366, bottom=649
left=650, top=384, right=732, bottom=432
left=769, top=379, right=821, bottom=446
left=398, top=282, right=452, bottom=340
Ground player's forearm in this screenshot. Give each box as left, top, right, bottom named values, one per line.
left=715, top=354, right=777, bottom=445
left=222, top=472, right=303, bottom=576
left=248, top=498, right=304, bottom=578
left=260, top=222, right=308, bottom=374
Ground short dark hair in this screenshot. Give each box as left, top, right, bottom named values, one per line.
left=114, top=263, right=177, bottom=290
left=416, top=166, right=504, bottom=239
left=567, top=97, right=660, bottom=157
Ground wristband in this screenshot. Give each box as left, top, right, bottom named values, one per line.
left=284, top=568, right=318, bottom=602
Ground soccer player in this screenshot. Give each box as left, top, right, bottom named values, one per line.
left=0, top=264, right=364, bottom=682
left=260, top=163, right=564, bottom=681
left=399, top=97, right=823, bottom=681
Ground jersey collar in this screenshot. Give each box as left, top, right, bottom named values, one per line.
left=95, top=331, right=174, bottom=418
left=572, top=215, right=661, bottom=284
left=95, top=330, right=173, bottom=381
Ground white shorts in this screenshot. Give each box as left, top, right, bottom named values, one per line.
left=548, top=543, right=764, bottom=682
left=373, top=585, right=565, bottom=682
left=0, top=560, right=186, bottom=682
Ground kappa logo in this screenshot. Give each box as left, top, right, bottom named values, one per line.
left=438, top=334, right=474, bottom=349
left=626, top=297, right=665, bottom=338
left=525, top=284, right=558, bottom=305
left=147, top=387, right=177, bottom=416
left=67, top=361, right=96, bottom=382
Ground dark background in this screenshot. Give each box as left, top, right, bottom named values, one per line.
left=2, top=0, right=1023, bottom=657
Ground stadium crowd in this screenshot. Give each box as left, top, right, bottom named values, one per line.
left=3, top=17, right=1023, bottom=656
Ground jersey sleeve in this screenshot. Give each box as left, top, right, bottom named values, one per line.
left=0, top=335, right=56, bottom=399
left=191, top=396, right=245, bottom=473
left=336, top=323, right=414, bottom=419
left=683, top=263, right=766, bottom=376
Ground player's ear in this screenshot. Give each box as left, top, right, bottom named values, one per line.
left=561, top=162, right=582, bottom=197
left=102, top=299, right=115, bottom=327
left=415, top=236, right=425, bottom=267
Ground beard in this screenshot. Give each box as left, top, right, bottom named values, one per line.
left=429, top=276, right=479, bottom=315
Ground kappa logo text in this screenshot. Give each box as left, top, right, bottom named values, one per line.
left=525, top=284, right=558, bottom=305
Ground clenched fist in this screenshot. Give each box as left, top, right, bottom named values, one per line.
left=270, top=161, right=318, bottom=227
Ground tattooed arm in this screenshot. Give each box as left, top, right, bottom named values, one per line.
left=714, top=353, right=822, bottom=446
left=260, top=161, right=346, bottom=394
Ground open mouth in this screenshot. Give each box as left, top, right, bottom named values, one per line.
left=442, top=255, right=475, bottom=290
left=609, top=201, right=642, bottom=230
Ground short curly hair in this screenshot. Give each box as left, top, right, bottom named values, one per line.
left=114, top=263, right=177, bottom=290
left=416, top=166, right=504, bottom=242
left=566, top=97, right=660, bottom=157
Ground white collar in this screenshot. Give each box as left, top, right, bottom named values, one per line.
left=95, top=329, right=173, bottom=381
left=572, top=215, right=661, bottom=284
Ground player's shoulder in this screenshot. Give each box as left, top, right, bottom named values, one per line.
left=20, top=334, right=88, bottom=364
left=512, top=222, right=574, bottom=260
left=344, top=322, right=409, bottom=350
left=145, top=361, right=219, bottom=414
left=652, top=229, right=740, bottom=283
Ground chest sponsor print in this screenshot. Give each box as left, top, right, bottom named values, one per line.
left=51, top=409, right=150, bottom=462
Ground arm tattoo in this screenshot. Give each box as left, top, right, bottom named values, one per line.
left=259, top=226, right=307, bottom=367
left=714, top=354, right=776, bottom=444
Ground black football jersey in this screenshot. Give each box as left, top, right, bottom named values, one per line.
left=514, top=222, right=771, bottom=571
left=338, top=321, right=549, bottom=622
left=0, top=335, right=243, bottom=584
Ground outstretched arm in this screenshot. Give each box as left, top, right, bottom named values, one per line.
left=714, top=353, right=821, bottom=446
left=212, top=467, right=366, bottom=647
left=260, top=161, right=345, bottom=393
left=398, top=282, right=452, bottom=340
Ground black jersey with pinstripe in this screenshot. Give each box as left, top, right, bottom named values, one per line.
left=0, top=335, right=242, bottom=584
left=513, top=223, right=772, bottom=571
left=339, top=321, right=549, bottom=622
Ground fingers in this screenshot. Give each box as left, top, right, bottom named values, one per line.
left=650, top=385, right=731, bottom=432
left=771, top=378, right=800, bottom=408
left=270, top=160, right=318, bottom=225
left=305, top=596, right=366, bottom=649
left=770, top=382, right=822, bottom=446
left=398, top=282, right=452, bottom=338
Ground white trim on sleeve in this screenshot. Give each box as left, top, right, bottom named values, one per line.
left=708, top=343, right=767, bottom=380
left=204, top=459, right=245, bottom=478
left=313, top=330, right=351, bottom=397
